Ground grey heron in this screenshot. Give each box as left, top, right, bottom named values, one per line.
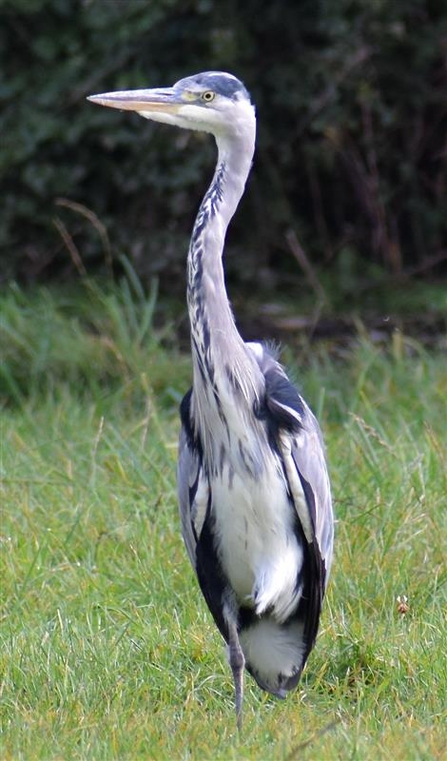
left=88, top=71, right=334, bottom=730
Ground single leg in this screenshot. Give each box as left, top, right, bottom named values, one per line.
left=227, top=618, right=245, bottom=733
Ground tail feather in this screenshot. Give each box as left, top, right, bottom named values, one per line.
left=238, top=617, right=307, bottom=697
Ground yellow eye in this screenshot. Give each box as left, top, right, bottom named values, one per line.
left=202, top=91, right=215, bottom=102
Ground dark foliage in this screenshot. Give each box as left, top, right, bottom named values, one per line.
left=1, top=0, right=446, bottom=287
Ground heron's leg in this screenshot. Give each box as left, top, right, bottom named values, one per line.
left=227, top=617, right=245, bottom=732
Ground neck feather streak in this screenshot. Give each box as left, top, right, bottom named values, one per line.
left=187, top=131, right=263, bottom=454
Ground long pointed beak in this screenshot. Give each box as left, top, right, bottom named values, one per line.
left=87, top=87, right=181, bottom=114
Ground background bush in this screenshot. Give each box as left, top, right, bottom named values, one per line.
left=1, top=0, right=446, bottom=289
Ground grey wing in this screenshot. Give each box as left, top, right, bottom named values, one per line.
left=247, top=341, right=334, bottom=679
left=177, top=423, right=209, bottom=567
left=247, top=341, right=334, bottom=587
left=288, top=404, right=334, bottom=585
left=177, top=390, right=230, bottom=642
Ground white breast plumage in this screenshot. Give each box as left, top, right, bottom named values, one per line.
left=212, top=454, right=305, bottom=623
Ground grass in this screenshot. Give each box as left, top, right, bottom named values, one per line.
left=1, top=280, right=446, bottom=760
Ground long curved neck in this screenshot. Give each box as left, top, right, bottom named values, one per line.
left=187, top=123, right=263, bottom=445
left=187, top=131, right=253, bottom=349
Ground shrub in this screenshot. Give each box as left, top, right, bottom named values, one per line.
left=2, top=0, right=446, bottom=286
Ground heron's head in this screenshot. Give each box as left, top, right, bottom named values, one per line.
left=88, top=71, right=255, bottom=140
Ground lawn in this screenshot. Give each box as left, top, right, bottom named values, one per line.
left=1, top=281, right=446, bottom=760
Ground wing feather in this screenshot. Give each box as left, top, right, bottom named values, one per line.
left=177, top=389, right=229, bottom=641
left=290, top=414, right=334, bottom=583
left=248, top=341, right=334, bottom=583
left=248, top=340, right=334, bottom=673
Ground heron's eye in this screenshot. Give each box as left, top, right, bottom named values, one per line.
left=202, top=91, right=215, bottom=102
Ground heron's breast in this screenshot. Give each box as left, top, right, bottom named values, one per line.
left=211, top=462, right=304, bottom=615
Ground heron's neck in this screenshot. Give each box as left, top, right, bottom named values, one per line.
left=187, top=126, right=262, bottom=422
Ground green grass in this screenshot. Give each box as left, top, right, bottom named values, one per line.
left=1, top=281, right=446, bottom=760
